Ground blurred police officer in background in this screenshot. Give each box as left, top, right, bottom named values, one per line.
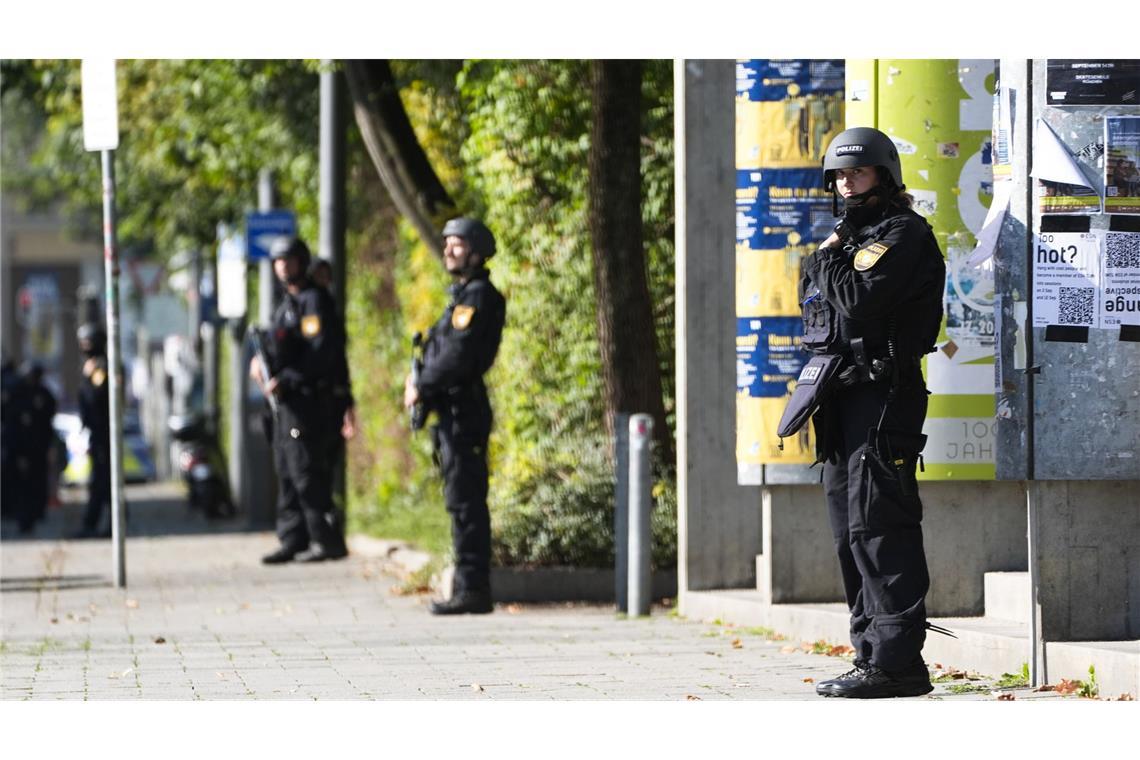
left=308, top=257, right=357, bottom=441
left=6, top=363, right=58, bottom=534
left=75, top=323, right=113, bottom=539
left=798, top=127, right=947, bottom=698
left=405, top=218, right=506, bottom=615
left=253, top=236, right=351, bottom=564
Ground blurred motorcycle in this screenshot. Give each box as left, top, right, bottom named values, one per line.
left=168, top=413, right=234, bottom=519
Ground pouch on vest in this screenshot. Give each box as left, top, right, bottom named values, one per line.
left=800, top=284, right=842, bottom=353
left=777, top=354, right=845, bottom=442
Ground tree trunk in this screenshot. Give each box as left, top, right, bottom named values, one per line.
left=588, top=60, right=673, bottom=464
left=343, top=60, right=455, bottom=257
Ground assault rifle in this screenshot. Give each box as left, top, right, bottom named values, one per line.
left=248, top=326, right=279, bottom=419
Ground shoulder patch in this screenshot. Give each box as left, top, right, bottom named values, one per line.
left=853, top=241, right=891, bottom=271
left=301, top=314, right=322, bottom=338
left=452, top=304, right=476, bottom=330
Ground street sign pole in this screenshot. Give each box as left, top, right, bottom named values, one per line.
left=101, top=149, right=127, bottom=588
left=83, top=59, right=125, bottom=588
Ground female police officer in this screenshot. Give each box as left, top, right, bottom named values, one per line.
left=796, top=127, right=947, bottom=698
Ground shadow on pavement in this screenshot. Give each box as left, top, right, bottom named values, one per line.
left=0, top=480, right=272, bottom=543
left=0, top=574, right=111, bottom=593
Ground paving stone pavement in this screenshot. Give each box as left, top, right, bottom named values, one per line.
left=1, top=482, right=1062, bottom=702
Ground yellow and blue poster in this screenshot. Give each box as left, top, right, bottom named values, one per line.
left=736, top=59, right=845, bottom=484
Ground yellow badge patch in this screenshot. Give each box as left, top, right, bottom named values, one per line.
left=301, top=315, right=321, bottom=338
left=91, top=368, right=106, bottom=388
left=853, top=241, right=891, bottom=271
left=452, top=304, right=476, bottom=330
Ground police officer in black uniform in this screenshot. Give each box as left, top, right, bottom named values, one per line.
left=76, top=323, right=113, bottom=538
left=796, top=127, right=947, bottom=698
left=404, top=218, right=506, bottom=615
left=255, top=237, right=350, bottom=564
left=9, top=363, right=58, bottom=534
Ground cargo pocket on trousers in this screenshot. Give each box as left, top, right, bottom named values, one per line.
left=862, top=428, right=925, bottom=532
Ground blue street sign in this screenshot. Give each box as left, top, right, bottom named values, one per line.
left=245, top=210, right=297, bottom=261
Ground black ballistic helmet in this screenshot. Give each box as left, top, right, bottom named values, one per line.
left=77, top=322, right=107, bottom=354
left=822, top=127, right=904, bottom=192
left=269, top=236, right=312, bottom=270
left=442, top=217, right=496, bottom=259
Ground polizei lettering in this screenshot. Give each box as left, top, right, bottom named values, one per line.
left=835, top=145, right=864, bottom=155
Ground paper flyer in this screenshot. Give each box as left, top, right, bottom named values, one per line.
left=1103, top=232, right=1140, bottom=327
left=1032, top=232, right=1101, bottom=327
left=1033, top=119, right=1101, bottom=214
left=1105, top=116, right=1140, bottom=215
left=1046, top=60, right=1140, bottom=106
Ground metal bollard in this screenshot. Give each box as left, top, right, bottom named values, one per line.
left=613, top=412, right=630, bottom=612
left=627, top=414, right=653, bottom=617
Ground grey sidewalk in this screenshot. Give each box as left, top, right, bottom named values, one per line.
left=1, top=482, right=1067, bottom=701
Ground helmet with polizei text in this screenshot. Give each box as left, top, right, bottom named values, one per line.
left=822, top=127, right=903, bottom=192
left=442, top=217, right=496, bottom=259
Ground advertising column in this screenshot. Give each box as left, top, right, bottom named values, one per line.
left=735, top=60, right=844, bottom=484
left=852, top=59, right=999, bottom=480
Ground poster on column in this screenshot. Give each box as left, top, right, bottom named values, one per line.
left=1103, top=232, right=1140, bottom=328
left=1105, top=116, right=1140, bottom=215
left=1046, top=60, right=1140, bottom=106
left=735, top=59, right=845, bottom=483
left=871, top=58, right=997, bottom=480
left=1032, top=232, right=1100, bottom=327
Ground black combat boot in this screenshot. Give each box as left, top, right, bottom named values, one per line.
left=261, top=546, right=301, bottom=564
left=827, top=660, right=933, bottom=699
left=429, top=589, right=493, bottom=615
left=295, top=543, right=348, bottom=562
left=815, top=659, right=870, bottom=696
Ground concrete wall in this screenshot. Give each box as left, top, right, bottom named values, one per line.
left=759, top=481, right=1028, bottom=617
left=1035, top=481, right=1140, bottom=641
left=675, top=59, right=763, bottom=594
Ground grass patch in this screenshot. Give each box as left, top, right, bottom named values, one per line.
left=946, top=682, right=992, bottom=695
left=995, top=663, right=1029, bottom=689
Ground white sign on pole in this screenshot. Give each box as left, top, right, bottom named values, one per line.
left=217, top=232, right=248, bottom=319
left=81, top=59, right=119, bottom=152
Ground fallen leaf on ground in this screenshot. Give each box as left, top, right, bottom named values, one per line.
left=50, top=618, right=58, bottom=624
left=506, top=604, right=521, bottom=614
left=686, top=695, right=701, bottom=701
left=827, top=645, right=855, bottom=657
left=125, top=599, right=139, bottom=609
left=1115, top=694, right=1134, bottom=701
left=731, top=638, right=742, bottom=649
left=996, top=693, right=1015, bottom=701
left=1034, top=684, right=1056, bottom=692
left=154, top=636, right=166, bottom=644
left=803, top=677, right=814, bottom=683
left=1054, top=679, right=1080, bottom=696
left=779, top=645, right=797, bottom=654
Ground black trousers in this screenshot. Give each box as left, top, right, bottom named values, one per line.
left=434, top=403, right=492, bottom=594
left=819, top=371, right=930, bottom=672
left=83, top=446, right=112, bottom=531
left=272, top=402, right=343, bottom=553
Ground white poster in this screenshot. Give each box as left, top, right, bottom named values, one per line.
left=1103, top=232, right=1140, bottom=327
left=1032, top=232, right=1099, bottom=327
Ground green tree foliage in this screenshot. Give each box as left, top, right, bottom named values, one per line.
left=1, top=59, right=321, bottom=253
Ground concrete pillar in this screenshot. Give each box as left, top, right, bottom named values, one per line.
left=676, top=59, right=762, bottom=597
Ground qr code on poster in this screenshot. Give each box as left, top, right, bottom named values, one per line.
left=1106, top=233, right=1140, bottom=268
left=1058, top=286, right=1095, bottom=324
